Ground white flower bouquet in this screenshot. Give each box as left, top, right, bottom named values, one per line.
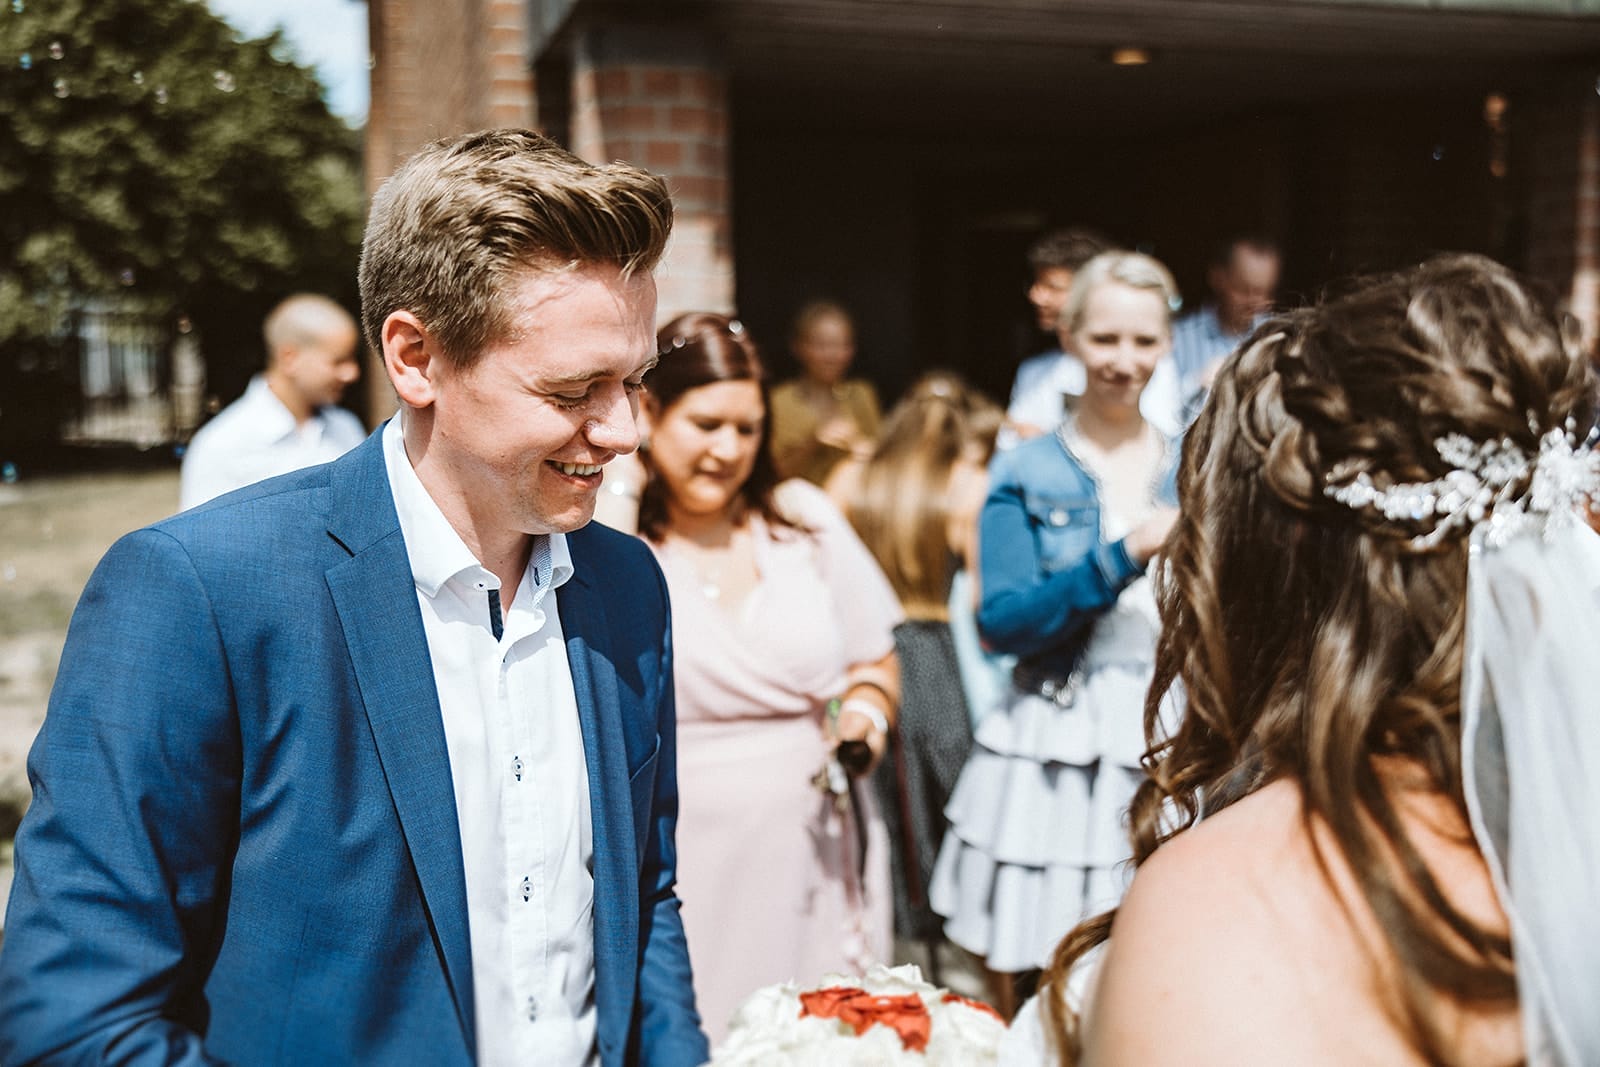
left=709, top=963, right=1008, bottom=1066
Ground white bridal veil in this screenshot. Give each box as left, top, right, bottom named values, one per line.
left=1461, top=517, right=1600, bottom=1066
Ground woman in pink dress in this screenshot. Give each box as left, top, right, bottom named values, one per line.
left=638, top=312, right=904, bottom=1043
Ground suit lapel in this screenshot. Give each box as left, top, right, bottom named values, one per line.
left=323, top=434, right=476, bottom=1055
left=558, top=562, right=639, bottom=1054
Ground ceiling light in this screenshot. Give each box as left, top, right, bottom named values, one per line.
left=1108, top=47, right=1153, bottom=67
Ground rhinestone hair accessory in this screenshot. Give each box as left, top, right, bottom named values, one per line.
left=660, top=317, right=745, bottom=357
left=1323, top=418, right=1600, bottom=549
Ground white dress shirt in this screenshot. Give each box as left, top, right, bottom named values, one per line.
left=1170, top=305, right=1272, bottom=421
left=179, top=375, right=367, bottom=509
left=382, top=416, right=597, bottom=1067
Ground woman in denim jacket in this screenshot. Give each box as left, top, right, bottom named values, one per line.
left=930, top=252, right=1182, bottom=1012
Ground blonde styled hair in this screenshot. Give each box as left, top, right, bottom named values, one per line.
left=359, top=128, right=673, bottom=368
left=1059, top=251, right=1178, bottom=339
left=843, top=372, right=1001, bottom=619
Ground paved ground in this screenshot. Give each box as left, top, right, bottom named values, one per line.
left=0, top=468, right=180, bottom=927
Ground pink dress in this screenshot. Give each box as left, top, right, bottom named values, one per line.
left=649, top=480, right=903, bottom=1043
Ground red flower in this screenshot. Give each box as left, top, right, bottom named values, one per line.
left=941, top=992, right=1004, bottom=1022
left=799, top=986, right=932, bottom=1052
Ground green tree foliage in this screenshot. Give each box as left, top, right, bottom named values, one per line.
left=0, top=0, right=365, bottom=448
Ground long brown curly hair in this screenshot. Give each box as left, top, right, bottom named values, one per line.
left=1040, top=253, right=1592, bottom=1063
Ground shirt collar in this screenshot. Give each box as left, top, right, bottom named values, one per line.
left=382, top=414, right=572, bottom=599
left=241, top=374, right=301, bottom=444
left=1203, top=305, right=1270, bottom=343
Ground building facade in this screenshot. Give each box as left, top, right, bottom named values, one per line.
left=365, top=0, right=1600, bottom=410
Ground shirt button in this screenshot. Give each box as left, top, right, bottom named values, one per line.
left=520, top=875, right=531, bottom=902
left=526, top=995, right=538, bottom=1022
left=512, top=755, right=523, bottom=781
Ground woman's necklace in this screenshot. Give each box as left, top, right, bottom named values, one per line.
left=667, top=524, right=750, bottom=604
left=689, top=552, right=726, bottom=602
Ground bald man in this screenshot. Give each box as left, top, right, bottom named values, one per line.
left=179, top=294, right=365, bottom=510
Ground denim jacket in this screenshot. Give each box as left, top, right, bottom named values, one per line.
left=976, top=424, right=1179, bottom=678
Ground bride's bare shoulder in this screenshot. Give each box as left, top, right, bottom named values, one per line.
left=1080, top=776, right=1516, bottom=1066
left=1080, top=780, right=1411, bottom=1065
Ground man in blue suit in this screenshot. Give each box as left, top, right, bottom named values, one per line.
left=0, top=129, right=710, bottom=1066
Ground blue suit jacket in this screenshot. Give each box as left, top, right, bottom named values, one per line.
left=0, top=432, right=710, bottom=1066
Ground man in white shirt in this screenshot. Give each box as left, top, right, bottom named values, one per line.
left=1004, top=228, right=1113, bottom=444
left=1, top=130, right=708, bottom=1067
left=1170, top=235, right=1282, bottom=419
left=179, top=293, right=365, bottom=509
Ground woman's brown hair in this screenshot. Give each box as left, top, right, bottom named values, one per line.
left=842, top=372, right=1002, bottom=618
left=1040, top=253, right=1592, bottom=1062
left=637, top=312, right=795, bottom=542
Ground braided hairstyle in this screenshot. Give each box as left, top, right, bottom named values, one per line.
left=1039, top=253, right=1592, bottom=1063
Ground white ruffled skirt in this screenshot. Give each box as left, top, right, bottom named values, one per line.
left=929, top=654, right=1151, bottom=973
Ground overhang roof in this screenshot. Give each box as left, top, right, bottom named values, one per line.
left=541, top=0, right=1600, bottom=133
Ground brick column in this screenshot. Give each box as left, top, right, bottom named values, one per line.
left=567, top=26, right=735, bottom=320
left=1571, top=96, right=1600, bottom=357
left=1524, top=82, right=1600, bottom=358
left=364, top=0, right=537, bottom=420
left=484, top=0, right=535, bottom=130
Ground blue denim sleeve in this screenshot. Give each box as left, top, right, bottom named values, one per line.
left=974, top=460, right=1145, bottom=658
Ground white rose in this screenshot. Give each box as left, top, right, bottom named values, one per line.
left=925, top=999, right=1008, bottom=1065
left=723, top=980, right=800, bottom=1035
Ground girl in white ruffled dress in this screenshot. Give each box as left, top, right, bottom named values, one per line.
left=928, top=252, right=1181, bottom=1011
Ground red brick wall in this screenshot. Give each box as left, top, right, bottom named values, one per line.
left=1526, top=98, right=1582, bottom=296
left=1524, top=86, right=1600, bottom=355
left=366, top=0, right=533, bottom=194
left=368, top=7, right=732, bottom=331
left=367, top=0, right=479, bottom=195
left=1573, top=98, right=1600, bottom=355
left=364, top=0, right=537, bottom=416
left=569, top=32, right=735, bottom=319
left=485, top=0, right=535, bottom=130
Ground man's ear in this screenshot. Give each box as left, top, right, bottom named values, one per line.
left=382, top=311, right=440, bottom=408
left=270, top=342, right=299, bottom=376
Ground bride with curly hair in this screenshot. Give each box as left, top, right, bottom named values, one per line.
left=1020, top=253, right=1600, bottom=1065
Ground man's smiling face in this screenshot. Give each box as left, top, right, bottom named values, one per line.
left=421, top=263, right=658, bottom=536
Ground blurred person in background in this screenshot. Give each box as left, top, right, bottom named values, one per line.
left=638, top=312, right=902, bottom=1042
left=942, top=401, right=1012, bottom=733
left=1023, top=254, right=1600, bottom=1066
left=930, top=252, right=1181, bottom=1017
left=1169, top=233, right=1281, bottom=420
left=1005, top=228, right=1117, bottom=444
left=1005, top=230, right=1183, bottom=446
left=768, top=300, right=882, bottom=485
left=179, top=292, right=365, bottom=510
left=837, top=371, right=1003, bottom=979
